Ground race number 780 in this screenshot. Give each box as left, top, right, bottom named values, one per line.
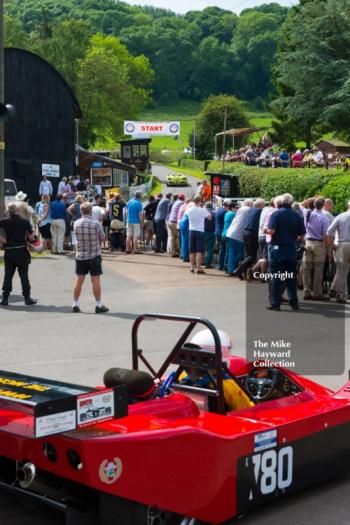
left=251, top=446, right=293, bottom=495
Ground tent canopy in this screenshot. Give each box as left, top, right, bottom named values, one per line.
left=215, top=127, right=269, bottom=137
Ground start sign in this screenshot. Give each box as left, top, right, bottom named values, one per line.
left=124, top=121, right=180, bottom=137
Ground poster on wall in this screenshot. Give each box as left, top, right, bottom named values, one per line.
left=124, top=121, right=180, bottom=137
left=42, top=163, right=60, bottom=178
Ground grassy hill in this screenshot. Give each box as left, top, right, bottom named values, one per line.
left=140, top=101, right=273, bottom=153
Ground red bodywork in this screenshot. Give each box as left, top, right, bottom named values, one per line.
left=0, top=355, right=349, bottom=524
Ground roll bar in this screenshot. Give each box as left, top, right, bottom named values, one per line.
left=131, top=313, right=225, bottom=414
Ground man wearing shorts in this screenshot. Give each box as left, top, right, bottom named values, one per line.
left=186, top=195, right=212, bottom=274
left=72, top=202, right=108, bottom=314
left=126, top=192, right=144, bottom=254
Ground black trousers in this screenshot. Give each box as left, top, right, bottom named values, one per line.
left=236, top=231, right=259, bottom=275
left=155, top=219, right=167, bottom=251
left=2, top=248, right=31, bottom=298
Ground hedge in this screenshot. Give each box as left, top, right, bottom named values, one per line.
left=206, top=162, right=340, bottom=202
left=260, top=170, right=333, bottom=202
left=323, top=175, right=350, bottom=212
left=180, top=158, right=208, bottom=171
left=150, top=150, right=184, bottom=164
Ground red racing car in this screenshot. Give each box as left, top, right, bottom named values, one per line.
left=0, top=313, right=349, bottom=525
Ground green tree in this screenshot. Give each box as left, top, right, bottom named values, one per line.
left=76, top=33, right=154, bottom=147
left=4, top=15, right=30, bottom=48
left=231, top=10, right=284, bottom=100
left=30, top=20, right=93, bottom=87
left=185, top=7, right=238, bottom=43
left=271, top=0, right=350, bottom=146
left=193, top=95, right=250, bottom=160
left=190, top=37, right=235, bottom=99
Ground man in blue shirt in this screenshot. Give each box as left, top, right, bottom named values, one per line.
left=126, top=192, right=144, bottom=254
left=234, top=198, right=264, bottom=279
left=266, top=193, right=306, bottom=310
left=51, top=194, right=67, bottom=254
left=154, top=193, right=170, bottom=253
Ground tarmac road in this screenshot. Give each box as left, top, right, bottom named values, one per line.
left=152, top=164, right=200, bottom=198
left=0, top=251, right=349, bottom=524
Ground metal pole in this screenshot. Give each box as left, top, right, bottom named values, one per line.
left=193, top=122, right=196, bottom=160
left=222, top=106, right=227, bottom=172
left=0, top=0, right=4, bottom=217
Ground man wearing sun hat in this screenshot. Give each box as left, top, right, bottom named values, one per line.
left=14, top=191, right=35, bottom=224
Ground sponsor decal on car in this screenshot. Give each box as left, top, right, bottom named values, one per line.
left=254, top=429, right=277, bottom=452
left=99, top=457, right=123, bottom=484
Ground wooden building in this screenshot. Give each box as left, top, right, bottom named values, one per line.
left=315, top=139, right=350, bottom=157
left=4, top=48, right=81, bottom=204
left=77, top=147, right=137, bottom=196
left=119, top=138, right=151, bottom=172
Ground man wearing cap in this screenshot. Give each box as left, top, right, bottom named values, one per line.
left=0, top=203, right=37, bottom=306
left=167, top=193, right=185, bottom=257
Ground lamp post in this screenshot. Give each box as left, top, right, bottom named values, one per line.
left=0, top=0, right=4, bottom=217
left=222, top=106, right=227, bottom=172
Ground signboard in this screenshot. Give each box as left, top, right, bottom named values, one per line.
left=124, top=121, right=180, bottom=137
left=77, top=389, right=115, bottom=427
left=42, top=163, right=60, bottom=178
left=90, top=167, right=112, bottom=187
left=0, top=370, right=128, bottom=438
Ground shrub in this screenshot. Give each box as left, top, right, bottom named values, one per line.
left=180, top=159, right=206, bottom=171
left=260, top=169, right=332, bottom=202
left=323, top=174, right=350, bottom=213
left=205, top=162, right=338, bottom=200
left=150, top=150, right=184, bottom=164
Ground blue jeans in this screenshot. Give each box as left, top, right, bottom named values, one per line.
left=180, top=223, right=189, bottom=261
left=226, top=238, right=244, bottom=274
left=204, top=232, right=215, bottom=267
left=217, top=237, right=227, bottom=270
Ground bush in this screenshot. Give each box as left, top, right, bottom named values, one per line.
left=206, top=162, right=338, bottom=200
left=260, top=169, right=332, bottom=202
left=323, top=174, right=350, bottom=213
left=180, top=159, right=206, bottom=171
left=150, top=150, right=184, bottom=165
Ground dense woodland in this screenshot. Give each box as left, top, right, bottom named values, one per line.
left=4, top=0, right=350, bottom=151
left=4, top=0, right=288, bottom=103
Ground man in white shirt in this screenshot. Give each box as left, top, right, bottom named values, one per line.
left=312, top=149, right=324, bottom=165
left=186, top=195, right=211, bottom=274
left=91, top=195, right=106, bottom=224
left=58, top=177, right=69, bottom=195
left=39, top=176, right=53, bottom=197
left=327, top=201, right=350, bottom=303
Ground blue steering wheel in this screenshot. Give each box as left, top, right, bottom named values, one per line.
left=159, top=371, right=176, bottom=397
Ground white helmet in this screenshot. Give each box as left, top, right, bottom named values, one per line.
left=190, top=329, right=232, bottom=363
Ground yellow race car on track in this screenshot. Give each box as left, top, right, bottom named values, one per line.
left=166, top=172, right=188, bottom=186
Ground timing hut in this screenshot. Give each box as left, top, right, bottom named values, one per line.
left=4, top=48, right=82, bottom=204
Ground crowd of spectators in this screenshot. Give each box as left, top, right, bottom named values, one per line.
left=5, top=172, right=350, bottom=310
left=219, top=145, right=347, bottom=169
